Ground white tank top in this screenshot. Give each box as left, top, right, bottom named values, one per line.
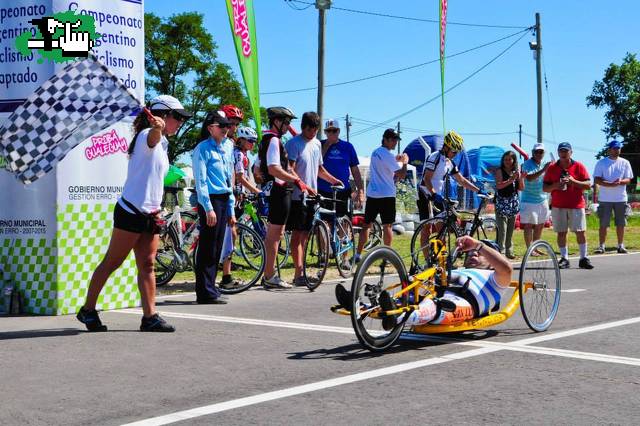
left=118, top=128, right=169, bottom=214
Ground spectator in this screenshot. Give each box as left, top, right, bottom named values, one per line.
left=318, top=118, right=365, bottom=214
left=257, top=107, right=305, bottom=289
left=286, top=112, right=341, bottom=286
left=355, top=129, right=408, bottom=262
left=192, top=111, right=237, bottom=304
left=543, top=142, right=593, bottom=269
left=520, top=143, right=551, bottom=254
left=77, top=95, right=191, bottom=332
left=494, top=150, right=525, bottom=259
left=593, top=140, right=634, bottom=254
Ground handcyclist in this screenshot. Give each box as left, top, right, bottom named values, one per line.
left=335, top=236, right=513, bottom=330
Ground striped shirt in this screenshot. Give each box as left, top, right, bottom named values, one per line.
left=449, top=269, right=508, bottom=316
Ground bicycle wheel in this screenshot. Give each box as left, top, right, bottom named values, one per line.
left=363, top=220, right=383, bottom=251
left=475, top=216, right=497, bottom=243
left=518, top=240, right=561, bottom=332
left=303, top=220, right=330, bottom=291
left=256, top=216, right=290, bottom=269
left=350, top=246, right=408, bottom=352
left=410, top=217, right=461, bottom=272
left=155, top=226, right=179, bottom=287
left=220, top=223, right=265, bottom=294
left=335, top=217, right=356, bottom=278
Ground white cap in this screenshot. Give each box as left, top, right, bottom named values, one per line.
left=149, top=95, right=191, bottom=118
left=324, top=118, right=340, bottom=130
left=532, top=143, right=545, bottom=151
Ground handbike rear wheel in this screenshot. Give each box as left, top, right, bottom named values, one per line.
left=350, top=246, right=409, bottom=352
left=518, top=240, right=561, bottom=332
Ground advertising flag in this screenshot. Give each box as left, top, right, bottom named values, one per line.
left=439, top=0, right=448, bottom=132
left=226, top=0, right=261, bottom=135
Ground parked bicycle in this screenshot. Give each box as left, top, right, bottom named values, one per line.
left=410, top=184, right=496, bottom=272
left=302, top=185, right=355, bottom=291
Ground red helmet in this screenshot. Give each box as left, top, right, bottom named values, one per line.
left=221, top=104, right=244, bottom=120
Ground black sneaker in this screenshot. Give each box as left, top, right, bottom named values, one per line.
left=558, top=257, right=570, bottom=269
left=140, top=313, right=176, bottom=332
left=76, top=307, right=107, bottom=332
left=335, top=284, right=351, bottom=309
left=220, top=278, right=244, bottom=290
left=578, top=257, right=594, bottom=270
left=617, top=246, right=628, bottom=254
left=378, top=290, right=398, bottom=331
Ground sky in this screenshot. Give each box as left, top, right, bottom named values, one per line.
left=146, top=0, right=640, bottom=173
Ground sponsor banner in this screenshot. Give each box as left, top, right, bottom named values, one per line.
left=0, top=1, right=143, bottom=314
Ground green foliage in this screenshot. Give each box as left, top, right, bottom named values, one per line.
left=587, top=53, right=640, bottom=187
left=144, top=12, right=265, bottom=162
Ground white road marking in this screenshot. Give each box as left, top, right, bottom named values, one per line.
left=117, top=311, right=640, bottom=425
left=121, top=347, right=500, bottom=426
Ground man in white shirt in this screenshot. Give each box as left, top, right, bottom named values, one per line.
left=593, top=140, right=634, bottom=254
left=355, top=128, right=408, bottom=262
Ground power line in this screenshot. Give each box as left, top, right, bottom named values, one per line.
left=261, top=27, right=532, bottom=95
left=285, top=0, right=313, bottom=11
left=349, top=31, right=530, bottom=138
left=521, top=132, right=599, bottom=154
left=348, top=117, right=517, bottom=136
left=287, top=0, right=530, bottom=29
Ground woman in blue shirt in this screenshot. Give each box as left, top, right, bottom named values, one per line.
left=192, top=111, right=236, bottom=304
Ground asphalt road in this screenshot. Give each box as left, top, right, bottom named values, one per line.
left=1, top=251, right=639, bottom=425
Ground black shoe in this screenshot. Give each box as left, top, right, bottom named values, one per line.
left=140, top=313, right=175, bottom=332
left=378, top=290, right=397, bottom=331
left=617, top=246, right=628, bottom=254
left=196, top=297, right=228, bottom=305
left=558, top=257, right=570, bottom=269
left=219, top=279, right=244, bottom=290
left=76, top=307, right=107, bottom=332
left=335, top=284, right=351, bottom=309
left=578, top=257, right=594, bottom=269
left=435, top=298, right=457, bottom=312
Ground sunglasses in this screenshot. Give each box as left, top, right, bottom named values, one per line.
left=533, top=150, right=544, bottom=154
left=168, top=111, right=186, bottom=122
left=325, top=128, right=339, bottom=133
left=211, top=123, right=229, bottom=129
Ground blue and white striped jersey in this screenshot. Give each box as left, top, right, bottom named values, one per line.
left=449, top=269, right=509, bottom=316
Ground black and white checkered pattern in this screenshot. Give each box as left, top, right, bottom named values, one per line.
left=0, top=55, right=141, bottom=184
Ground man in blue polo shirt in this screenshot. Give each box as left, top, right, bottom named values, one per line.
left=318, top=118, right=365, bottom=214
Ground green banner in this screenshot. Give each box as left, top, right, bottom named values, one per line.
left=226, top=0, right=261, bottom=136
left=439, top=0, right=448, bottom=133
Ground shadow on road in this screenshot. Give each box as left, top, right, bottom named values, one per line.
left=0, top=328, right=80, bottom=340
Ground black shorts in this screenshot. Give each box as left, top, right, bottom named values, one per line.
left=364, top=196, right=396, bottom=225
left=416, top=190, right=444, bottom=220
left=267, top=184, right=292, bottom=225
left=319, top=190, right=352, bottom=218
left=287, top=200, right=316, bottom=231
left=113, top=202, right=160, bottom=234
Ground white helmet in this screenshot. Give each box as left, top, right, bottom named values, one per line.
left=237, top=126, right=258, bottom=141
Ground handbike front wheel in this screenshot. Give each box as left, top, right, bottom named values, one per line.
left=518, top=240, right=561, bottom=332
left=350, top=246, right=409, bottom=352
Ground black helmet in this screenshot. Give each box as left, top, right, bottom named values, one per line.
left=267, top=106, right=297, bottom=121
left=480, top=239, right=500, bottom=252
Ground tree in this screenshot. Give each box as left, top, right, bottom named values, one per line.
left=144, top=12, right=262, bottom=162
left=587, top=53, right=640, bottom=189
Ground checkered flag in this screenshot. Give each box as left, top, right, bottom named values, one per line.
left=0, top=54, right=141, bottom=184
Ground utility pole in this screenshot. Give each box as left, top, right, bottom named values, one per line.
left=316, top=0, right=331, bottom=134
left=345, top=114, right=351, bottom=142
left=534, top=13, right=542, bottom=145
left=519, top=123, right=522, bottom=151
left=396, top=121, right=401, bottom=154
